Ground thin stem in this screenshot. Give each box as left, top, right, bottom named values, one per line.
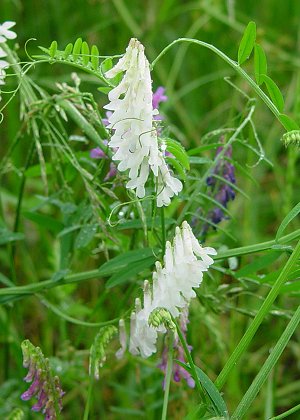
left=12, top=141, right=35, bottom=259
left=214, top=227, right=300, bottom=260
left=151, top=38, right=281, bottom=122
left=173, top=317, right=206, bottom=403
left=161, top=334, right=174, bottom=420
left=178, top=104, right=255, bottom=224
left=215, top=239, right=300, bottom=390
left=83, top=357, right=96, bottom=420
left=1, top=228, right=300, bottom=301
left=269, top=403, right=300, bottom=420
left=231, top=305, right=300, bottom=419
left=161, top=207, right=166, bottom=255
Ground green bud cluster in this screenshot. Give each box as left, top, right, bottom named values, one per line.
left=148, top=307, right=176, bottom=331
left=281, top=130, right=300, bottom=148
left=89, top=325, right=118, bottom=379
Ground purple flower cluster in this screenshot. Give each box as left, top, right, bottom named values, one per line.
left=205, top=145, right=236, bottom=226
left=159, top=308, right=195, bottom=389
left=152, top=86, right=167, bottom=121
left=90, top=139, right=117, bottom=181
left=21, top=340, right=64, bottom=419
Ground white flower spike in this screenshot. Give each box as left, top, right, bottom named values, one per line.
left=0, top=22, right=17, bottom=99
left=104, top=38, right=182, bottom=207
left=129, top=221, right=217, bottom=358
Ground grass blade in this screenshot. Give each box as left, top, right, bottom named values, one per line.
left=232, top=305, right=300, bottom=419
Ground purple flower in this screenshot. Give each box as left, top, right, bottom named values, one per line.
left=104, top=162, right=117, bottom=181
left=90, top=140, right=109, bottom=160
left=102, top=111, right=112, bottom=127
left=20, top=340, right=64, bottom=419
left=153, top=87, right=168, bottom=121
left=152, top=87, right=167, bottom=110
left=90, top=147, right=107, bottom=159
left=202, top=144, right=236, bottom=233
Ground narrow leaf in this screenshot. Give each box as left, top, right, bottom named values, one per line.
left=105, top=256, right=156, bottom=288
left=254, top=43, right=267, bottom=85
left=189, top=156, right=212, bottom=165
left=0, top=229, right=24, bottom=245
left=165, top=156, right=186, bottom=180
left=278, top=114, right=300, bottom=131
left=117, top=217, right=175, bottom=230
left=188, top=143, right=222, bottom=156
left=261, top=75, right=284, bottom=112
left=276, top=202, right=300, bottom=242
left=22, top=211, right=64, bottom=233
left=49, top=40, right=58, bottom=58
left=72, top=38, right=82, bottom=61
left=99, top=248, right=157, bottom=277
left=235, top=251, right=282, bottom=278
left=81, top=41, right=90, bottom=66
left=74, top=224, right=98, bottom=249
left=238, top=21, right=256, bottom=65
left=91, top=45, right=99, bottom=70
left=64, top=43, right=73, bottom=59
left=165, top=138, right=190, bottom=170
left=97, top=87, right=112, bottom=94
left=178, top=361, right=229, bottom=418
left=102, top=58, right=113, bottom=73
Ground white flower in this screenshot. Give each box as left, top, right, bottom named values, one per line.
left=0, top=46, right=7, bottom=58
left=104, top=38, right=182, bottom=207
left=129, top=221, right=217, bottom=358
left=0, top=22, right=17, bottom=97
left=129, top=286, right=159, bottom=358
left=115, top=319, right=127, bottom=360
left=0, top=21, right=17, bottom=42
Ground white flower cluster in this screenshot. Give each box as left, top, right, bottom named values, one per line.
left=104, top=38, right=182, bottom=207
left=0, top=22, right=16, bottom=99
left=129, top=221, right=217, bottom=358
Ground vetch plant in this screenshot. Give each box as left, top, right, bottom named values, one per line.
left=104, top=38, right=183, bottom=206
left=129, top=221, right=216, bottom=358
left=0, top=12, right=300, bottom=420
left=21, top=340, right=64, bottom=419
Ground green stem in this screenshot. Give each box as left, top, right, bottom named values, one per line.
left=57, top=99, right=111, bottom=156
left=269, top=403, right=300, bottom=420
left=173, top=317, right=206, bottom=403
left=231, top=305, right=300, bottom=419
left=1, top=228, right=300, bottom=302
left=215, top=239, right=300, bottom=390
left=161, top=207, right=166, bottom=255
left=83, top=354, right=96, bottom=420
left=214, top=228, right=300, bottom=260
left=161, top=334, right=174, bottom=420
left=151, top=38, right=281, bottom=123
left=177, top=104, right=255, bottom=225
